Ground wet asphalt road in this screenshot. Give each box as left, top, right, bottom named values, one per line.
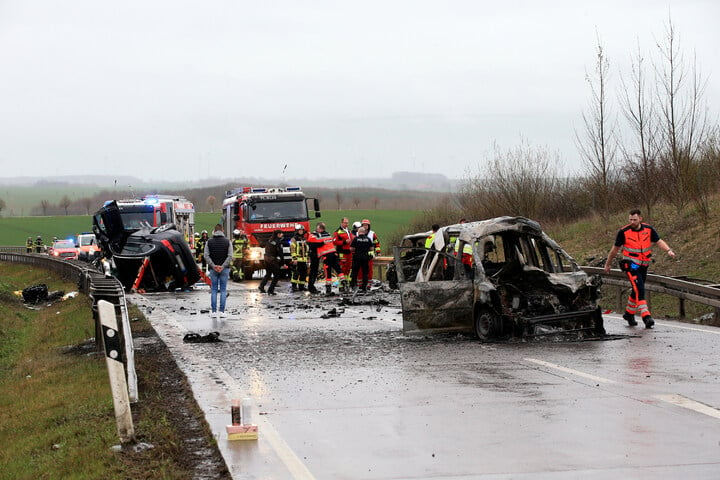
left=134, top=280, right=720, bottom=480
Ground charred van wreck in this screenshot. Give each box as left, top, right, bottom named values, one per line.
left=93, top=201, right=200, bottom=292
left=394, top=217, right=605, bottom=340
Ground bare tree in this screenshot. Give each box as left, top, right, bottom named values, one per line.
left=335, top=190, right=343, bottom=210
left=79, top=197, right=94, bottom=215
left=618, top=40, right=662, bottom=217
left=0, top=198, right=5, bottom=217
left=655, top=16, right=712, bottom=214
left=371, top=196, right=379, bottom=210
left=59, top=195, right=72, bottom=215
left=206, top=195, right=217, bottom=213
left=40, top=199, right=50, bottom=216
left=352, top=197, right=361, bottom=209
left=463, top=140, right=561, bottom=220
left=575, top=32, right=617, bottom=214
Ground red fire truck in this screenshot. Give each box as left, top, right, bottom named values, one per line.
left=222, top=186, right=320, bottom=279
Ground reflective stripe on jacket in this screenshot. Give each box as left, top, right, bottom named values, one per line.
left=620, top=224, right=653, bottom=266
left=290, top=235, right=309, bottom=262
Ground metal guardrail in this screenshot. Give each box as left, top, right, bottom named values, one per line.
left=582, top=266, right=720, bottom=321
left=0, top=250, right=138, bottom=401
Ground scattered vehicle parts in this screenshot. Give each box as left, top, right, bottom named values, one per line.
left=93, top=200, right=200, bottom=292
left=394, top=217, right=605, bottom=341
left=183, top=332, right=222, bottom=343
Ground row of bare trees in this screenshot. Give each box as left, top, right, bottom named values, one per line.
left=398, top=17, right=719, bottom=240
left=577, top=17, right=718, bottom=220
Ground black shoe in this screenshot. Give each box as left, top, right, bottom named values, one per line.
left=258, top=286, right=266, bottom=293
left=267, top=290, right=277, bottom=296
left=308, top=286, right=319, bottom=294
left=298, top=285, right=306, bottom=291
left=291, top=284, right=298, bottom=292
left=623, top=312, right=637, bottom=326
left=642, top=315, right=654, bottom=329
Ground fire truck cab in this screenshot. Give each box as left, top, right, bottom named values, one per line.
left=222, top=186, right=320, bottom=279
left=113, top=195, right=196, bottom=250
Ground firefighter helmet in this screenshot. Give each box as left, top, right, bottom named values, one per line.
left=201, top=230, right=208, bottom=235
left=233, top=229, right=240, bottom=237
left=361, top=219, right=370, bottom=225
left=295, top=224, right=304, bottom=231
left=194, top=232, right=200, bottom=238
left=353, top=221, right=362, bottom=229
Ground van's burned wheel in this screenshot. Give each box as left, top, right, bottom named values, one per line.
left=474, top=309, right=501, bottom=341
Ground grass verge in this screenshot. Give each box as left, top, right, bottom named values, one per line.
left=0, top=263, right=230, bottom=480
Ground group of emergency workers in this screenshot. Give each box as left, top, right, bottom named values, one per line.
left=26, top=235, right=45, bottom=253
left=297, top=217, right=381, bottom=295
left=193, top=218, right=381, bottom=296
left=26, top=235, right=62, bottom=254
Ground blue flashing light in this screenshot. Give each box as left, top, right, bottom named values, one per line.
left=251, top=187, right=267, bottom=193
left=286, top=186, right=301, bottom=191
left=144, top=197, right=159, bottom=205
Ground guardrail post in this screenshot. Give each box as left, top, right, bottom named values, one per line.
left=98, top=299, right=136, bottom=444
left=679, top=298, right=686, bottom=319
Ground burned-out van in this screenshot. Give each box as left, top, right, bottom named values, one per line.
left=93, top=201, right=200, bottom=292
left=394, top=217, right=604, bottom=340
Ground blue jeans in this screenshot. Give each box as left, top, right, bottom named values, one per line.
left=209, top=268, right=229, bottom=313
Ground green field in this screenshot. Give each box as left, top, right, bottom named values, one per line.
left=0, top=210, right=421, bottom=254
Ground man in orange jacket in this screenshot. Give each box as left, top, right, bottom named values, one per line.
left=308, top=222, right=347, bottom=295
left=333, top=217, right=354, bottom=281
left=603, top=209, right=676, bottom=328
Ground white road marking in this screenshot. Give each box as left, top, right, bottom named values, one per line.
left=143, top=303, right=317, bottom=480
left=525, top=358, right=616, bottom=384
left=215, top=370, right=318, bottom=480
left=655, top=322, right=720, bottom=335
left=656, top=394, right=720, bottom=420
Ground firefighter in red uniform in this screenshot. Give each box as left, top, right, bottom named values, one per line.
left=333, top=217, right=354, bottom=283
left=603, top=209, right=676, bottom=328
left=307, top=222, right=347, bottom=295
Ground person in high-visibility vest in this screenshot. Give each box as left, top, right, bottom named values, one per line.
left=356, top=219, right=381, bottom=285
left=290, top=224, right=309, bottom=291
left=455, top=236, right=474, bottom=280
left=424, top=224, right=440, bottom=249
left=307, top=222, right=346, bottom=295
left=603, top=209, right=676, bottom=329
left=26, top=236, right=34, bottom=253
left=230, top=229, right=248, bottom=282
left=350, top=226, right=374, bottom=292
left=196, top=230, right=209, bottom=271
left=35, top=235, right=44, bottom=253
left=333, top=217, right=354, bottom=283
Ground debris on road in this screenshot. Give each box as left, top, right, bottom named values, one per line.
left=183, top=332, right=222, bottom=343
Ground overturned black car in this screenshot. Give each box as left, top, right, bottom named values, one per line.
left=394, top=217, right=605, bottom=341
left=93, top=201, right=200, bottom=292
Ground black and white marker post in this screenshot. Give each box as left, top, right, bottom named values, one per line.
left=98, top=299, right=136, bottom=444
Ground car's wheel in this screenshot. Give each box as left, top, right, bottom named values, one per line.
left=474, top=308, right=500, bottom=341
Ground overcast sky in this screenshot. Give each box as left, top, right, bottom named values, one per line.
left=1, top=1, right=717, bottom=183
